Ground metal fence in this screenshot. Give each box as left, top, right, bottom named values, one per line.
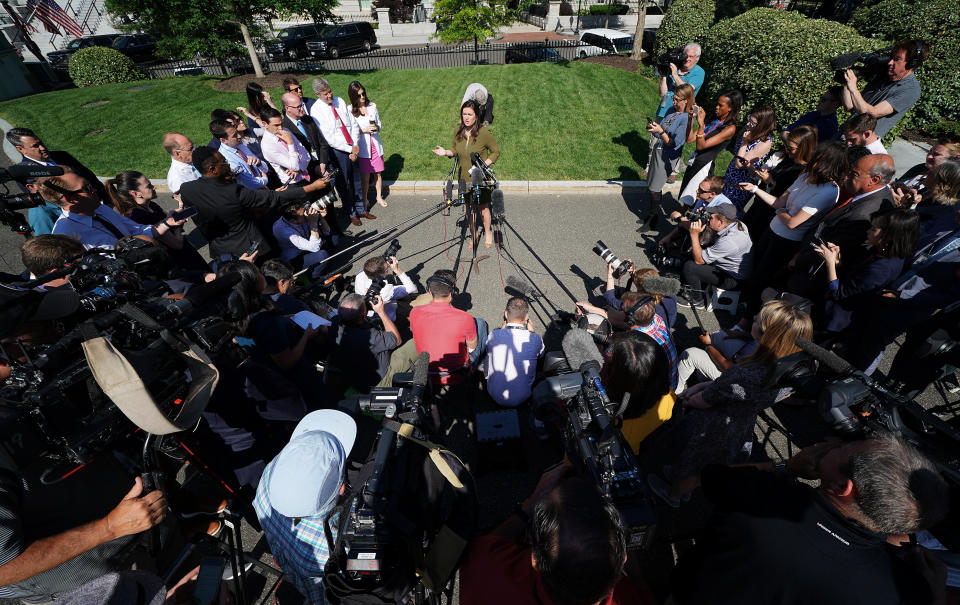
left=518, top=10, right=547, bottom=29
left=139, top=39, right=602, bottom=79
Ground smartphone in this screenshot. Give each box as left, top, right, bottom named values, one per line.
left=192, top=556, right=226, bottom=605
left=246, top=240, right=260, bottom=256
left=171, top=206, right=198, bottom=221
left=646, top=117, right=655, bottom=125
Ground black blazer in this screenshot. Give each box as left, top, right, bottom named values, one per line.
left=17, top=150, right=106, bottom=200
left=282, top=114, right=329, bottom=165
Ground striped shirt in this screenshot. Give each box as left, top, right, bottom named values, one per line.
left=253, top=461, right=338, bottom=604
left=633, top=314, right=679, bottom=390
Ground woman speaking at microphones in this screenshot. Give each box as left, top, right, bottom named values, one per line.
left=432, top=99, right=500, bottom=249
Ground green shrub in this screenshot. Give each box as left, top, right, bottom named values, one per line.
left=559, top=1, right=573, bottom=16
left=849, top=0, right=957, bottom=41
left=587, top=3, right=629, bottom=15
left=699, top=8, right=873, bottom=133
left=713, top=0, right=764, bottom=22
left=653, top=0, right=714, bottom=59
left=68, top=46, right=143, bottom=88
left=922, top=120, right=960, bottom=140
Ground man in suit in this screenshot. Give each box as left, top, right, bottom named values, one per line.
left=786, top=153, right=895, bottom=296
left=282, top=77, right=316, bottom=113
left=281, top=91, right=329, bottom=174
left=6, top=127, right=106, bottom=235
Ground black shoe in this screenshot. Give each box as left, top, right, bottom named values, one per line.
left=637, top=214, right=660, bottom=233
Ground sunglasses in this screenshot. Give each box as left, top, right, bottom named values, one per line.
left=697, top=188, right=713, bottom=195
left=287, top=86, right=302, bottom=92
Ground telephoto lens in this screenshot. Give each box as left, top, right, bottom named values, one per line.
left=593, top=241, right=633, bottom=278
left=383, top=239, right=401, bottom=261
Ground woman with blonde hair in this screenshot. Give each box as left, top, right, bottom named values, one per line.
left=646, top=299, right=813, bottom=506
left=640, top=83, right=696, bottom=232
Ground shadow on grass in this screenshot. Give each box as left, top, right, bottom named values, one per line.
left=383, top=153, right=405, bottom=181
left=612, top=129, right=649, bottom=172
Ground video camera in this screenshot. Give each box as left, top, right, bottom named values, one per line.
left=0, top=165, right=57, bottom=236
left=655, top=46, right=686, bottom=77
left=593, top=240, right=634, bottom=279
left=829, top=50, right=890, bottom=84
left=535, top=329, right=656, bottom=550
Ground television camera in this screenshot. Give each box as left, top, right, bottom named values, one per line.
left=0, top=164, right=65, bottom=237
left=829, top=49, right=890, bottom=84
left=655, top=46, right=686, bottom=78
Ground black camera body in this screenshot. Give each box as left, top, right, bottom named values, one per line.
left=830, top=50, right=890, bottom=84
left=655, top=46, right=686, bottom=77
left=364, top=274, right=386, bottom=306
left=685, top=207, right=711, bottom=224
left=650, top=248, right=685, bottom=271
left=593, top=240, right=634, bottom=279
left=382, top=239, right=401, bottom=262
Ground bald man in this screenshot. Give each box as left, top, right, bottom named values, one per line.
left=787, top=153, right=896, bottom=296
left=163, top=132, right=200, bottom=196
left=280, top=91, right=329, bottom=170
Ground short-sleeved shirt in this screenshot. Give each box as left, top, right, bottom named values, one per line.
left=335, top=323, right=399, bottom=389
left=701, top=220, right=754, bottom=280
left=657, top=64, right=705, bottom=117
left=484, top=324, right=544, bottom=407
left=768, top=175, right=839, bottom=241
left=410, top=301, right=477, bottom=384
left=658, top=110, right=690, bottom=161
left=860, top=72, right=921, bottom=138
left=786, top=110, right=840, bottom=141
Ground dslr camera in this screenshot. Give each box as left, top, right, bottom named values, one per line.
left=593, top=241, right=634, bottom=279
left=655, top=46, right=686, bottom=77
left=382, top=239, right=401, bottom=262
left=365, top=274, right=386, bottom=306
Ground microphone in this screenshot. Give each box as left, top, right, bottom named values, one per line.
left=410, top=351, right=430, bottom=406
left=457, top=178, right=467, bottom=196
left=505, top=275, right=540, bottom=300
left=444, top=181, right=453, bottom=203
left=490, top=188, right=504, bottom=218
left=795, top=338, right=855, bottom=376
left=562, top=328, right=605, bottom=382
left=639, top=275, right=681, bottom=297
left=3, top=164, right=65, bottom=182
left=470, top=167, right=482, bottom=190
left=158, top=272, right=242, bottom=321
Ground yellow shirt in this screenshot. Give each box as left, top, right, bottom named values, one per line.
left=620, top=391, right=677, bottom=452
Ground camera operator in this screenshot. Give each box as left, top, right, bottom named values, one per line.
left=459, top=465, right=652, bottom=605
left=35, top=172, right=186, bottom=250
left=354, top=255, right=415, bottom=323
left=841, top=39, right=928, bottom=138
left=0, top=452, right=166, bottom=602
left=253, top=410, right=356, bottom=604
left=332, top=293, right=401, bottom=392
left=680, top=202, right=753, bottom=308
left=648, top=42, right=705, bottom=180
left=658, top=175, right=730, bottom=249
left=670, top=435, right=949, bottom=604
left=272, top=201, right=337, bottom=273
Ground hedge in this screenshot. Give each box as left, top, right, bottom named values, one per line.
left=68, top=46, right=143, bottom=88
left=698, top=8, right=873, bottom=136
left=587, top=3, right=629, bottom=15
left=652, top=0, right=714, bottom=60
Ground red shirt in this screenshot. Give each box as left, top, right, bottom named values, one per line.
left=409, top=301, right=477, bottom=384
left=459, top=535, right=652, bottom=605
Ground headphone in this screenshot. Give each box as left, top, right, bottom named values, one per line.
left=426, top=274, right=459, bottom=294
left=905, top=39, right=924, bottom=70
left=626, top=296, right=654, bottom=319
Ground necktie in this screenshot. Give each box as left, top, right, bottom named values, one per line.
left=236, top=148, right=262, bottom=177
left=296, top=119, right=309, bottom=140
left=329, top=102, right=354, bottom=146
left=92, top=214, right=125, bottom=239
left=190, top=165, right=201, bottom=178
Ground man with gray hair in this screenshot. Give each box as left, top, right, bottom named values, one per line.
left=646, top=42, right=705, bottom=180
left=671, top=434, right=949, bottom=604
left=309, top=77, right=375, bottom=227
left=333, top=292, right=401, bottom=390
left=462, top=82, right=494, bottom=127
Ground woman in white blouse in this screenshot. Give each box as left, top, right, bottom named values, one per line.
left=348, top=81, right=387, bottom=208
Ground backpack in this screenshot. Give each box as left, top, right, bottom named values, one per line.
left=323, top=419, right=477, bottom=604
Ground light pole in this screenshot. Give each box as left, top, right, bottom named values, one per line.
left=575, top=0, right=582, bottom=33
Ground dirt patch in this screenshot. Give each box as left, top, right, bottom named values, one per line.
left=214, top=72, right=310, bottom=93
left=85, top=128, right=110, bottom=136
left=901, top=129, right=936, bottom=147
left=81, top=100, right=110, bottom=108
left=581, top=55, right=643, bottom=73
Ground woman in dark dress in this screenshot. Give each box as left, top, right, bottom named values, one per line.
left=721, top=106, right=776, bottom=214
left=677, top=90, right=742, bottom=205
left=646, top=299, right=812, bottom=506
left=105, top=170, right=208, bottom=272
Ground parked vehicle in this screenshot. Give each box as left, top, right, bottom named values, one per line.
left=576, top=28, right=633, bottom=58
left=305, top=22, right=377, bottom=59
left=112, top=33, right=157, bottom=63
left=47, top=34, right=121, bottom=69
left=266, top=24, right=326, bottom=60
left=505, top=44, right=567, bottom=64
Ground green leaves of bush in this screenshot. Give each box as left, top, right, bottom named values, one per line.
left=698, top=8, right=873, bottom=131
left=587, top=3, right=629, bottom=15
left=653, top=0, right=715, bottom=59
left=68, top=46, right=143, bottom=88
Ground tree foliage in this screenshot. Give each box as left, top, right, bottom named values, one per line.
left=431, top=0, right=514, bottom=45
left=653, top=0, right=714, bottom=59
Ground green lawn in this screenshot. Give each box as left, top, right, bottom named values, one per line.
left=0, top=63, right=730, bottom=181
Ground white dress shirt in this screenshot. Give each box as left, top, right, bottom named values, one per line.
left=272, top=216, right=333, bottom=262
left=261, top=130, right=311, bottom=186
left=485, top=323, right=544, bottom=407
left=219, top=142, right=269, bottom=190
left=52, top=204, right=154, bottom=249
left=865, top=139, right=887, bottom=155
left=167, top=158, right=200, bottom=194
left=347, top=102, right=383, bottom=159
left=310, top=96, right=360, bottom=154
left=354, top=269, right=415, bottom=321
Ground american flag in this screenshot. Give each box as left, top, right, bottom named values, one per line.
left=2, top=1, right=39, bottom=33
left=25, top=0, right=82, bottom=37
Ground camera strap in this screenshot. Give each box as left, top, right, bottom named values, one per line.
left=380, top=418, right=464, bottom=489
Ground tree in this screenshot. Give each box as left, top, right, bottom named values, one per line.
left=630, top=0, right=646, bottom=61
left=431, top=0, right=514, bottom=63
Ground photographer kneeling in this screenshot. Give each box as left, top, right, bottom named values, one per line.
left=354, top=254, right=416, bottom=324
left=332, top=293, right=402, bottom=393
left=658, top=175, right=729, bottom=251
left=679, top=202, right=753, bottom=307
left=272, top=200, right=338, bottom=275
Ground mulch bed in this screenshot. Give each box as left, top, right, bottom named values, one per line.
left=900, top=129, right=936, bottom=147
left=581, top=54, right=644, bottom=73
left=213, top=72, right=308, bottom=93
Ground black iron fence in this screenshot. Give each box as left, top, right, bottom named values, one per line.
left=138, top=39, right=615, bottom=79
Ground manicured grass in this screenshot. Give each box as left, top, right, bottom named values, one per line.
left=0, top=63, right=686, bottom=181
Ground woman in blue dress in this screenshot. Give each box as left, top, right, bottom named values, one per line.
left=721, top=106, right=776, bottom=214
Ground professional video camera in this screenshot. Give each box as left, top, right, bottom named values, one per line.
left=535, top=329, right=656, bottom=550
left=593, top=240, right=634, bottom=278
left=655, top=46, right=686, bottom=77
left=829, top=49, right=890, bottom=84
left=0, top=164, right=58, bottom=236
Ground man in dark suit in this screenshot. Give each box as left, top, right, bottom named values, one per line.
left=786, top=153, right=895, bottom=296
left=179, top=147, right=329, bottom=264
left=281, top=91, right=329, bottom=170
left=6, top=127, right=106, bottom=235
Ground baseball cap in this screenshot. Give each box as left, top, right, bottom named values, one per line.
left=268, top=409, right=357, bottom=518
left=711, top=202, right=738, bottom=221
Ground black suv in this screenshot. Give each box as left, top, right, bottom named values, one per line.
left=47, top=34, right=120, bottom=69
left=112, top=33, right=157, bottom=63
left=504, top=44, right=566, bottom=64
left=266, top=24, right=325, bottom=60
left=306, top=22, right=377, bottom=59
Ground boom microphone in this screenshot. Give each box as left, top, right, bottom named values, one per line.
left=458, top=179, right=467, bottom=196
left=410, top=351, right=430, bottom=406
left=491, top=188, right=504, bottom=218
left=505, top=275, right=540, bottom=300
left=2, top=164, right=65, bottom=182
left=795, top=338, right=855, bottom=376
left=444, top=181, right=453, bottom=203
left=470, top=167, right=482, bottom=190
left=562, top=328, right=605, bottom=380
left=639, top=275, right=681, bottom=297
